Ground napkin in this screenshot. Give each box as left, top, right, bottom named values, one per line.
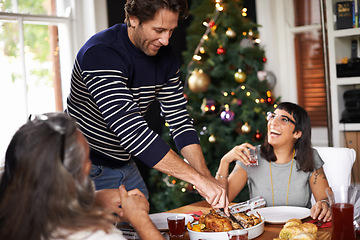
left=186, top=211, right=203, bottom=221
left=306, top=219, right=332, bottom=228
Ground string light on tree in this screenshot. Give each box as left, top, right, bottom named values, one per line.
left=254, top=130, right=263, bottom=141
left=242, top=7, right=247, bottom=17
left=201, top=98, right=216, bottom=114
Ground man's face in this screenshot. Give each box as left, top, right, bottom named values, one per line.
left=128, top=8, right=179, bottom=56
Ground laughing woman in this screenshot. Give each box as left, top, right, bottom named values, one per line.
left=216, top=102, right=332, bottom=222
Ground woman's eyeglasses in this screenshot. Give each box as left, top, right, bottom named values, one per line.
left=28, top=114, right=66, bottom=163
left=266, top=112, right=296, bottom=126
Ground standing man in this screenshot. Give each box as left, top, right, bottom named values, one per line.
left=66, top=0, right=228, bottom=210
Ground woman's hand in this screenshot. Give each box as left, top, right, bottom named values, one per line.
left=221, top=143, right=255, bottom=167
left=117, top=185, right=150, bottom=222
left=310, top=200, right=332, bottom=222
left=94, top=187, right=146, bottom=221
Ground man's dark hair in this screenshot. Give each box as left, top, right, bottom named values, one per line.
left=124, top=0, right=188, bottom=26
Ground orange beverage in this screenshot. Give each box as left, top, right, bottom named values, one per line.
left=331, top=203, right=356, bottom=240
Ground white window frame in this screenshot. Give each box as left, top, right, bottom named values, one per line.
left=0, top=0, right=108, bottom=162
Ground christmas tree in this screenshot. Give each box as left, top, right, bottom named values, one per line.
left=148, top=0, right=280, bottom=213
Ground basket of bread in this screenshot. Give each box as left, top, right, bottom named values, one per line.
left=273, top=218, right=318, bottom=240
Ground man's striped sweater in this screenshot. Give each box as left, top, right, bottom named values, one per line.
left=66, top=23, right=199, bottom=167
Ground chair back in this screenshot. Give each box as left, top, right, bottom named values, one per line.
left=311, top=146, right=356, bottom=205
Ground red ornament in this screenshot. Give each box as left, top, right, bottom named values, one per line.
left=217, top=47, right=226, bottom=55
left=262, top=57, right=267, bottom=62
left=254, top=131, right=263, bottom=141
left=183, top=93, right=188, bottom=100
left=209, top=20, right=215, bottom=28
left=266, top=97, right=274, bottom=104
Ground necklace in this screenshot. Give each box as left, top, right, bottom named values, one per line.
left=269, top=150, right=295, bottom=206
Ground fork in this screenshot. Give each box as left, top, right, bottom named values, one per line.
left=313, top=219, right=323, bottom=227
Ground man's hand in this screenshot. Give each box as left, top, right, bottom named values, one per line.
left=195, top=174, right=229, bottom=213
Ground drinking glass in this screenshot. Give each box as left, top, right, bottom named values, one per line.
left=326, top=185, right=358, bottom=240
left=227, top=229, right=248, bottom=240
left=248, top=148, right=258, bottom=166
left=167, top=215, right=185, bottom=238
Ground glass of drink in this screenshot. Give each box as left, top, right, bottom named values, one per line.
left=167, top=215, right=185, bottom=238
left=326, top=186, right=358, bottom=240
left=227, top=229, right=248, bottom=240
left=248, top=148, right=258, bottom=166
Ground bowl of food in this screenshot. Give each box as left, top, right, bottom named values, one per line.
left=187, top=210, right=264, bottom=240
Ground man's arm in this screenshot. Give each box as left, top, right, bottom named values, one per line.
left=153, top=148, right=229, bottom=210
left=180, top=144, right=211, bottom=177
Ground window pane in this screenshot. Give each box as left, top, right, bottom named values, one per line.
left=1, top=0, right=59, bottom=16
left=294, top=0, right=321, bottom=26
left=24, top=22, right=61, bottom=114
left=0, top=20, right=62, bottom=159
left=0, top=20, right=28, bottom=159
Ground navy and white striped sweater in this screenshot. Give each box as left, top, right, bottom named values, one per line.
left=66, top=23, right=199, bottom=167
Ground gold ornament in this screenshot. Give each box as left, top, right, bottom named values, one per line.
left=241, top=122, right=251, bottom=133
left=188, top=69, right=211, bottom=93
left=226, top=28, right=236, bottom=38
left=209, top=134, right=216, bottom=143
left=234, top=69, right=246, bottom=83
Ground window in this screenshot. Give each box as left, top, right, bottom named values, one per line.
left=0, top=0, right=73, bottom=160
left=293, top=0, right=328, bottom=127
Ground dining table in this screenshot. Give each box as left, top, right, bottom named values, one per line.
left=164, top=200, right=359, bottom=240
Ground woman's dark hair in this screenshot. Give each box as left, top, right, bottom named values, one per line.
left=260, top=102, right=314, bottom=172
left=0, top=112, right=115, bottom=240
left=124, top=0, right=188, bottom=26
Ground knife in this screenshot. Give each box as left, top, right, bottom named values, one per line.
left=219, top=208, right=245, bottom=229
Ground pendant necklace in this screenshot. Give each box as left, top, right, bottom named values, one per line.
left=269, top=149, right=295, bottom=206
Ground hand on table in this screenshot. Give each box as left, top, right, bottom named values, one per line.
left=117, top=185, right=165, bottom=240
left=94, top=187, right=146, bottom=220
left=311, top=200, right=332, bottom=222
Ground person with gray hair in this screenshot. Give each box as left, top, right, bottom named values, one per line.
left=0, top=112, right=164, bottom=240
left=66, top=0, right=228, bottom=210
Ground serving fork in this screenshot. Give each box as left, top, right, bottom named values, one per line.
left=313, top=219, right=323, bottom=227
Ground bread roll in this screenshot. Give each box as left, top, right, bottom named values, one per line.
left=298, top=223, right=318, bottom=234
left=291, top=232, right=317, bottom=240
left=279, top=226, right=303, bottom=239
left=284, top=218, right=302, bottom=228
left=279, top=222, right=318, bottom=239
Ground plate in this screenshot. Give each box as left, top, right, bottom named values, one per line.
left=149, top=213, right=194, bottom=230
left=251, top=206, right=310, bottom=224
